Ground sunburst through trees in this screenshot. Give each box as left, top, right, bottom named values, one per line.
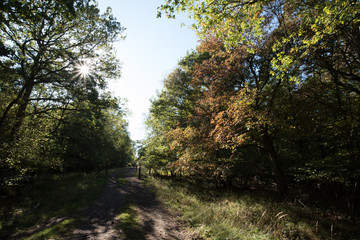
left=73, top=60, right=93, bottom=84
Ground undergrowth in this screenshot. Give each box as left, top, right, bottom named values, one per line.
left=146, top=177, right=360, bottom=240
left=0, top=169, right=116, bottom=239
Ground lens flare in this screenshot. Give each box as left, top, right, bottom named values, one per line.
left=73, top=60, right=93, bottom=84
left=78, top=64, right=90, bottom=76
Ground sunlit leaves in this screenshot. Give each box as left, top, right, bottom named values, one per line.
left=149, top=0, right=360, bottom=196
left=0, top=0, right=127, bottom=189
left=159, top=0, right=360, bottom=96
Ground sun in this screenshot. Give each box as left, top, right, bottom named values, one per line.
left=78, top=64, right=90, bottom=76
left=74, top=61, right=93, bottom=83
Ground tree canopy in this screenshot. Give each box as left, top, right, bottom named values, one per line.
left=142, top=0, right=360, bottom=219
left=0, top=0, right=134, bottom=194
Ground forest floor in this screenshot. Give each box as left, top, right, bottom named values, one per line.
left=8, top=168, right=192, bottom=240
left=69, top=168, right=192, bottom=240
left=3, top=168, right=191, bottom=239
left=4, top=168, right=359, bottom=239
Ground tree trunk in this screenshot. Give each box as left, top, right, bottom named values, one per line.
left=263, top=133, right=287, bottom=195
left=0, top=86, right=26, bottom=131
left=10, top=81, right=34, bottom=142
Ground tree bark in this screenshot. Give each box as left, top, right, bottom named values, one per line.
left=0, top=86, right=26, bottom=131
left=138, top=163, right=141, bottom=180
left=9, top=81, right=35, bottom=142
left=263, top=133, right=287, bottom=195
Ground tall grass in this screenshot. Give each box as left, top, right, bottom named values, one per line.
left=146, top=177, right=359, bottom=240
left=0, top=170, right=114, bottom=239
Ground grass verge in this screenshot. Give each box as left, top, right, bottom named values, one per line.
left=0, top=169, right=117, bottom=239
left=146, top=177, right=360, bottom=240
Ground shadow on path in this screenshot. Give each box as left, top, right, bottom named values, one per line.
left=10, top=168, right=191, bottom=239
left=69, top=168, right=135, bottom=240
left=70, top=169, right=190, bottom=239
left=127, top=176, right=190, bottom=240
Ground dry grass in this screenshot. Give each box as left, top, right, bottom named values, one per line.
left=146, top=177, right=359, bottom=240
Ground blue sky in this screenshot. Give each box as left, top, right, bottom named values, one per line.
left=97, top=0, right=199, bottom=141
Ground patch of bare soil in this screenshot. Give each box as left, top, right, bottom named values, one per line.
left=128, top=176, right=191, bottom=240
left=69, top=168, right=192, bottom=240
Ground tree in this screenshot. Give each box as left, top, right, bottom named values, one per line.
left=56, top=95, right=133, bottom=172
left=157, top=0, right=360, bottom=190
left=0, top=0, right=125, bottom=193
left=0, top=0, right=123, bottom=144
left=159, top=0, right=360, bottom=94
left=145, top=62, right=196, bottom=175
left=168, top=37, right=294, bottom=193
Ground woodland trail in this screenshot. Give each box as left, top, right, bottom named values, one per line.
left=68, top=168, right=191, bottom=240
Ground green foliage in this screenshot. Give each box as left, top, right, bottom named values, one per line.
left=147, top=0, right=360, bottom=220
left=0, top=0, right=134, bottom=193
left=56, top=97, right=134, bottom=172
left=143, top=60, right=197, bottom=173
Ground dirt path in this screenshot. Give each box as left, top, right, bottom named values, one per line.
left=128, top=176, right=190, bottom=240
left=69, top=168, right=133, bottom=239
left=69, top=168, right=192, bottom=240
